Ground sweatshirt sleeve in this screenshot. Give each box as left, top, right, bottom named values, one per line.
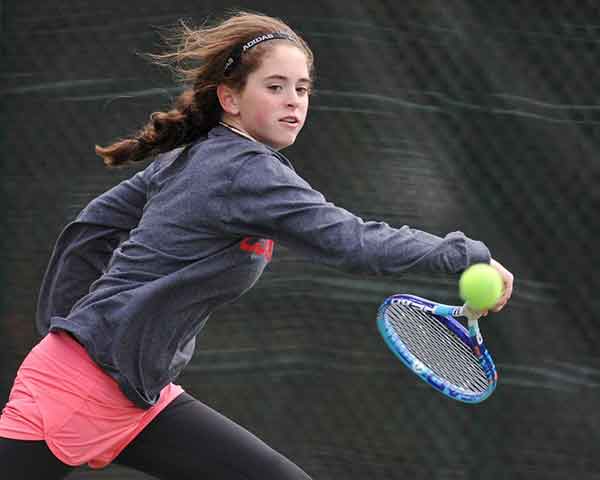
left=35, top=166, right=153, bottom=335
left=223, top=153, right=490, bottom=275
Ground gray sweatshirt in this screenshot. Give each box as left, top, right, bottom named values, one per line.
left=37, top=125, right=490, bottom=408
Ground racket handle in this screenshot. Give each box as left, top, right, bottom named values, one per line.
left=463, top=304, right=483, bottom=323
left=431, top=303, right=482, bottom=323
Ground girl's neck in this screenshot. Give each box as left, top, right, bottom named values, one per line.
left=219, top=120, right=257, bottom=143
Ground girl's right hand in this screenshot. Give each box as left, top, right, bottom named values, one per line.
left=489, top=258, right=514, bottom=312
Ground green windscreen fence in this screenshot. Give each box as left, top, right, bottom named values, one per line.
left=2, top=1, right=598, bottom=479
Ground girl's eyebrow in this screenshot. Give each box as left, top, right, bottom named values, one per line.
left=263, top=74, right=312, bottom=84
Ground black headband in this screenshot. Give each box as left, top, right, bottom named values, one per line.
left=224, top=31, right=296, bottom=74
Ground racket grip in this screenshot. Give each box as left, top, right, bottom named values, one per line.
left=463, top=304, right=483, bottom=323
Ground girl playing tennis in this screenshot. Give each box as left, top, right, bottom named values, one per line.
left=0, top=11, right=513, bottom=479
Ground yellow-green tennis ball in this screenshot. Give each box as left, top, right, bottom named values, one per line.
left=459, top=263, right=503, bottom=310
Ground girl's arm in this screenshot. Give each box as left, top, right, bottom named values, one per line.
left=223, top=153, right=490, bottom=275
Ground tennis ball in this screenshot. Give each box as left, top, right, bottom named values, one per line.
left=459, top=263, right=503, bottom=310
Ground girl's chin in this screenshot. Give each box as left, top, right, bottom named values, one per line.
left=264, top=134, right=298, bottom=151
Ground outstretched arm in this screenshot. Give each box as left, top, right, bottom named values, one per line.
left=223, top=153, right=490, bottom=275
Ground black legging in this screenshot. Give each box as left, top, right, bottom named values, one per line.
left=0, top=392, right=312, bottom=480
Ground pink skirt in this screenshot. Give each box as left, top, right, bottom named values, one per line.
left=0, top=331, right=184, bottom=468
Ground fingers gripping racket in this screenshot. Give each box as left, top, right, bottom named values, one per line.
left=377, top=294, right=497, bottom=403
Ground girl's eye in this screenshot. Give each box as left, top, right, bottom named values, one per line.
left=268, top=85, right=283, bottom=92
left=296, top=87, right=310, bottom=96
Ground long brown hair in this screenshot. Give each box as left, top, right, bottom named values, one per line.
left=96, top=11, right=314, bottom=167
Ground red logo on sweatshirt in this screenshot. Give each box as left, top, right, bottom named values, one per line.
left=240, top=237, right=274, bottom=261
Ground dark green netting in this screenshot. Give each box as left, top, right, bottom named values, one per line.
left=1, top=1, right=598, bottom=478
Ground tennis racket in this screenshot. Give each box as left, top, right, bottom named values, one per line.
left=377, top=294, right=497, bottom=403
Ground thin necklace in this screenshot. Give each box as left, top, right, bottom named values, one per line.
left=219, top=121, right=257, bottom=143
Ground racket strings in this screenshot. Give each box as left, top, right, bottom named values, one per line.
left=389, top=308, right=488, bottom=391
left=394, top=311, right=487, bottom=391
left=388, top=311, right=487, bottom=392
left=386, top=304, right=489, bottom=392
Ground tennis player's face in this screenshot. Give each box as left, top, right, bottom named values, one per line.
left=234, top=43, right=311, bottom=150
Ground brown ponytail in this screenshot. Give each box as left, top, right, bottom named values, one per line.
left=96, top=11, right=314, bottom=167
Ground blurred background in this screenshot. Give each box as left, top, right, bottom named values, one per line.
left=1, top=1, right=599, bottom=479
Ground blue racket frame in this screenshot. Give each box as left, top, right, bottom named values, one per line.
left=377, top=294, right=497, bottom=403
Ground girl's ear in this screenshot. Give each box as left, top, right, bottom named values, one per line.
left=216, top=84, right=240, bottom=115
